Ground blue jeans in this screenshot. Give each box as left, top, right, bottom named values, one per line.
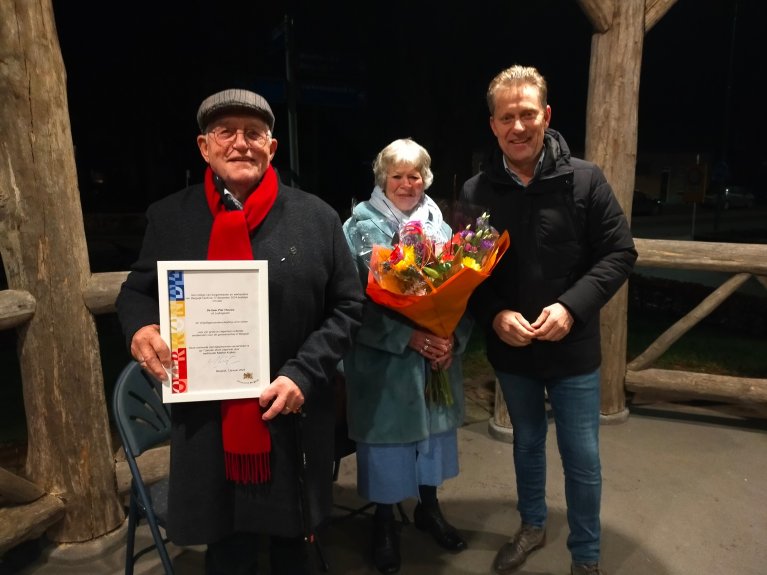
left=496, top=369, right=602, bottom=564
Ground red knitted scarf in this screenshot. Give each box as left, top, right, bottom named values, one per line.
left=205, top=165, right=278, bottom=484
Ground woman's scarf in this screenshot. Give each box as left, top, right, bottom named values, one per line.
left=368, top=185, right=449, bottom=243
left=205, top=165, right=278, bottom=484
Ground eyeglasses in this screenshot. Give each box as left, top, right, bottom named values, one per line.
left=207, top=127, right=270, bottom=148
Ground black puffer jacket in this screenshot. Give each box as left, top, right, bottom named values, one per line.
left=460, top=130, right=637, bottom=379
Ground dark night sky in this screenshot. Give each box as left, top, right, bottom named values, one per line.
left=51, top=0, right=765, bottom=215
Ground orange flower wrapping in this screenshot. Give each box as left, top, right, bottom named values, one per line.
left=365, top=213, right=509, bottom=407
left=366, top=230, right=510, bottom=338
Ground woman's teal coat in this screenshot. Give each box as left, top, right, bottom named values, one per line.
left=342, top=200, right=473, bottom=444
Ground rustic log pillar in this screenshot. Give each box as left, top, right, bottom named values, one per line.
left=599, top=286, right=631, bottom=422
left=583, top=0, right=645, bottom=420
left=487, top=378, right=513, bottom=443
left=0, top=1, right=123, bottom=541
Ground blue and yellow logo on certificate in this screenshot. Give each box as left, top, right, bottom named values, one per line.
left=167, top=270, right=188, bottom=394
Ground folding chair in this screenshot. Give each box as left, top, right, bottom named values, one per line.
left=112, top=360, right=174, bottom=575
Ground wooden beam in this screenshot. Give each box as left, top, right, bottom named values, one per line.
left=645, top=0, right=678, bottom=33
left=84, top=272, right=129, bottom=314
left=634, top=238, right=767, bottom=274
left=576, top=0, right=614, bottom=33
left=627, top=368, right=767, bottom=404
left=628, top=273, right=752, bottom=370
left=62, top=244, right=767, bottom=319
left=0, top=466, right=45, bottom=504
left=0, top=290, right=35, bottom=330
left=114, top=446, right=170, bottom=496
left=0, top=494, right=66, bottom=555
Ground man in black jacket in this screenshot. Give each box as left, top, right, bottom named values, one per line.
left=116, top=88, right=364, bottom=574
left=460, top=65, right=637, bottom=575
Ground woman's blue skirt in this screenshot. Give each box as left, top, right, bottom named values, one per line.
left=355, top=429, right=459, bottom=503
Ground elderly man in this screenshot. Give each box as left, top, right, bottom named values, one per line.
left=116, top=88, right=364, bottom=574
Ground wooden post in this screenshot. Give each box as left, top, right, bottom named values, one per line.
left=582, top=0, right=646, bottom=420
left=488, top=378, right=513, bottom=443
left=0, top=1, right=123, bottom=541
left=600, top=286, right=631, bottom=422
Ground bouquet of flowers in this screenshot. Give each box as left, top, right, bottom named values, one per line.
left=366, top=212, right=510, bottom=406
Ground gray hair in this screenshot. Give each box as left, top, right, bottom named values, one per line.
left=486, top=65, right=548, bottom=115
left=372, top=138, right=434, bottom=190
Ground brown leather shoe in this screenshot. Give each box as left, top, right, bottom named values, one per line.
left=571, top=562, right=605, bottom=575
left=492, top=524, right=546, bottom=574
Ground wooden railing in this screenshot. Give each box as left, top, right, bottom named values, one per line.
left=0, top=271, right=128, bottom=554
left=627, top=238, right=767, bottom=403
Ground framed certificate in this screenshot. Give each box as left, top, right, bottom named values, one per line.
left=157, top=260, right=270, bottom=403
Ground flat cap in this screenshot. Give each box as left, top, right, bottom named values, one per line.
left=196, top=89, right=275, bottom=132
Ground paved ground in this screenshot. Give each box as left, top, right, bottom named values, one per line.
left=4, top=379, right=767, bottom=575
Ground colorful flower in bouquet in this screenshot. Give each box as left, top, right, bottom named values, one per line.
left=367, top=212, right=510, bottom=406
left=377, top=221, right=438, bottom=296
left=439, top=212, right=501, bottom=276
left=374, top=213, right=501, bottom=296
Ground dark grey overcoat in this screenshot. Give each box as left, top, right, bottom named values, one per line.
left=116, top=177, right=364, bottom=544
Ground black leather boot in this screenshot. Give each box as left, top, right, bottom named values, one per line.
left=371, top=517, right=400, bottom=574
left=414, top=502, right=467, bottom=552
